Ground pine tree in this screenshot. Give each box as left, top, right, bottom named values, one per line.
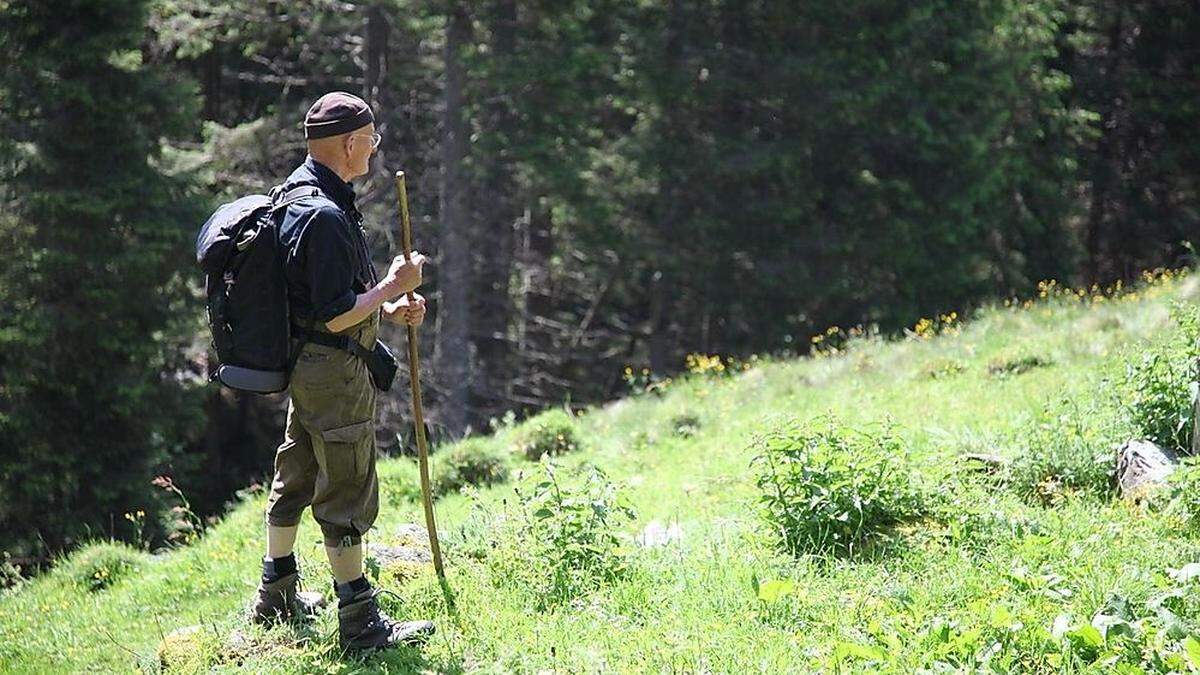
left=0, top=0, right=205, bottom=555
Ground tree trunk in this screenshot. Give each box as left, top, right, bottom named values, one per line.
left=364, top=3, right=389, bottom=111
left=1085, top=7, right=1133, bottom=284
left=471, top=0, right=518, bottom=419
left=436, top=2, right=473, bottom=435
left=513, top=199, right=557, bottom=409
left=648, top=0, right=687, bottom=374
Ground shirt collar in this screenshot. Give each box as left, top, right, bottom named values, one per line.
left=303, top=155, right=357, bottom=212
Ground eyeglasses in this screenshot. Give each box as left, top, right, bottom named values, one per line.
left=351, top=132, right=382, bottom=150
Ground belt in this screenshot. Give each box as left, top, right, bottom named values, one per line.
left=290, top=324, right=398, bottom=392
left=292, top=326, right=374, bottom=362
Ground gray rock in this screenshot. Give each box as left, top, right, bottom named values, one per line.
left=393, top=523, right=430, bottom=545
left=364, top=524, right=434, bottom=585
left=1116, top=439, right=1177, bottom=500
left=368, top=539, right=432, bottom=566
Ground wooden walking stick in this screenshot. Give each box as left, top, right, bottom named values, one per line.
left=390, top=170, right=445, bottom=579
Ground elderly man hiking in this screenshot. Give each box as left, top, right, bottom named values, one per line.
left=248, top=91, right=435, bottom=651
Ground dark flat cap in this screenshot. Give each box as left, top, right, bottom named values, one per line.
left=304, top=92, right=374, bottom=139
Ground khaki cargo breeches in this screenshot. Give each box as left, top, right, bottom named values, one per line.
left=264, top=318, right=380, bottom=548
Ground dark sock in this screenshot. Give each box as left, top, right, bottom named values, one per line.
left=335, top=576, right=371, bottom=606
left=262, top=553, right=297, bottom=584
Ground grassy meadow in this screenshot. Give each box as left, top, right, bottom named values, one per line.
left=5, top=270, right=1200, bottom=673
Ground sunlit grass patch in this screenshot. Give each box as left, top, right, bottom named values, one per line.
left=4, top=268, right=1200, bottom=672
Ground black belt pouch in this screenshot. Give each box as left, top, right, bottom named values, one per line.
left=364, top=339, right=399, bottom=392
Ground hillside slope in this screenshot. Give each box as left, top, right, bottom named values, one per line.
left=3, top=271, right=1200, bottom=674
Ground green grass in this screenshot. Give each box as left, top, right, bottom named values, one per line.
left=4, top=271, right=1200, bottom=673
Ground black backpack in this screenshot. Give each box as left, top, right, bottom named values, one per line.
left=195, top=184, right=324, bottom=393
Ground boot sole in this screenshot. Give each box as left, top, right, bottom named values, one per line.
left=341, top=624, right=435, bottom=652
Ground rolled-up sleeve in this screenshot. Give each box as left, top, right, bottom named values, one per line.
left=302, top=209, right=358, bottom=323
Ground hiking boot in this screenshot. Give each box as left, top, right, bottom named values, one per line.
left=338, top=587, right=435, bottom=651
left=250, top=572, right=327, bottom=625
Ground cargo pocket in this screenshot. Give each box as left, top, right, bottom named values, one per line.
left=320, top=419, right=373, bottom=485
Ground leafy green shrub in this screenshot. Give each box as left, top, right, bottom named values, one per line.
left=1045, top=590, right=1200, bottom=671
left=378, top=459, right=424, bottom=507
left=514, top=409, right=582, bottom=461
left=0, top=552, right=23, bottom=590
left=1164, top=457, right=1200, bottom=529
left=1120, top=301, right=1200, bottom=452
left=63, top=542, right=144, bottom=592
left=485, top=462, right=635, bottom=608
left=629, top=429, right=658, bottom=452
left=986, top=353, right=1054, bottom=378
left=434, top=438, right=510, bottom=497
left=751, top=415, right=925, bottom=556
left=1006, top=398, right=1118, bottom=504
left=921, top=358, right=967, bottom=380
left=669, top=412, right=702, bottom=438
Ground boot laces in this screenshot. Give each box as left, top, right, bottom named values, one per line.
left=366, top=588, right=406, bottom=630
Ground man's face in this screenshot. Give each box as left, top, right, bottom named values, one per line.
left=345, top=123, right=378, bottom=179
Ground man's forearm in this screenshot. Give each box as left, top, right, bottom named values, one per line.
left=325, top=283, right=390, bottom=333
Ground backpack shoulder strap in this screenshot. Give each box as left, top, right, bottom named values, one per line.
left=271, top=185, right=324, bottom=212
